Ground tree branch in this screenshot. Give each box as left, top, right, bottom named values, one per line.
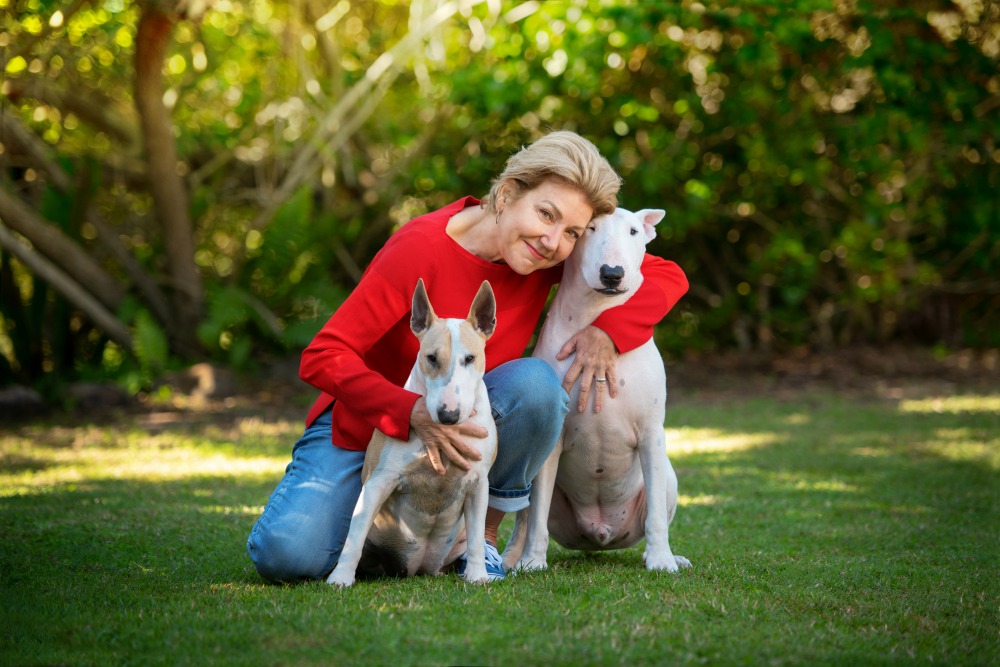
left=0, top=224, right=133, bottom=350
left=3, top=76, right=140, bottom=149
left=0, top=107, right=73, bottom=191
left=0, top=180, right=125, bottom=310
left=88, top=215, right=173, bottom=326
left=6, top=0, right=92, bottom=63
left=250, top=0, right=489, bottom=230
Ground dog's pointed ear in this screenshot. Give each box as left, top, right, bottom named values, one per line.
left=635, top=209, right=665, bottom=243
left=411, top=279, right=436, bottom=336
left=467, top=280, right=497, bottom=340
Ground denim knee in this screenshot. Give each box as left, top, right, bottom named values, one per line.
left=490, top=357, right=567, bottom=423
left=246, top=410, right=363, bottom=583
left=485, top=358, right=569, bottom=511
left=247, top=521, right=335, bottom=583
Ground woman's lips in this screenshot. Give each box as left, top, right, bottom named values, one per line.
left=524, top=241, right=546, bottom=261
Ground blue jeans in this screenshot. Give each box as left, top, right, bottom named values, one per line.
left=246, top=357, right=568, bottom=582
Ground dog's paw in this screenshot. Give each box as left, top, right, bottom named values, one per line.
left=326, top=568, right=355, bottom=588
left=461, top=559, right=490, bottom=584
left=644, top=550, right=686, bottom=573
left=512, top=557, right=548, bottom=572
left=463, top=569, right=490, bottom=585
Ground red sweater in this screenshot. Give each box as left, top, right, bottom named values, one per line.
left=300, top=197, right=689, bottom=450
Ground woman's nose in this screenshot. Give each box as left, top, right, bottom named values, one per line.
left=540, top=230, right=559, bottom=251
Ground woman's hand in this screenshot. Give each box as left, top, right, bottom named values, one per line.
left=410, top=397, right=487, bottom=475
left=556, top=325, right=618, bottom=413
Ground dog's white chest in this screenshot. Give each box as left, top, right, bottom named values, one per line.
left=557, top=340, right=664, bottom=493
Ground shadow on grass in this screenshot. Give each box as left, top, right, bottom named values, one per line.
left=3, top=391, right=996, bottom=586
left=1, top=474, right=267, bottom=587
left=1, top=389, right=997, bottom=664
left=664, top=394, right=998, bottom=554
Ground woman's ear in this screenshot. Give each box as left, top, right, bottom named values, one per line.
left=495, top=181, right=511, bottom=212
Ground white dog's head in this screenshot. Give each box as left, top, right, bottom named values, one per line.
left=410, top=279, right=496, bottom=425
left=576, top=207, right=665, bottom=296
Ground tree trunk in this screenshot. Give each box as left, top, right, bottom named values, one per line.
left=134, top=5, right=202, bottom=355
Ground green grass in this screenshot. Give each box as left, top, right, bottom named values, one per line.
left=2, top=390, right=998, bottom=666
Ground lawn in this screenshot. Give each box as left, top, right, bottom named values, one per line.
left=2, top=384, right=997, bottom=666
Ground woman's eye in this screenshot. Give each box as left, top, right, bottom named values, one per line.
left=539, top=209, right=553, bottom=220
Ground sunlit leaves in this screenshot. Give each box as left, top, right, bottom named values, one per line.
left=2, top=0, right=998, bottom=383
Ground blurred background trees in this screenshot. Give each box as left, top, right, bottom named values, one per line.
left=1, top=0, right=997, bottom=391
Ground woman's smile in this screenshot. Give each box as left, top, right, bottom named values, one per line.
left=524, top=241, right=548, bottom=261
left=497, top=180, right=593, bottom=274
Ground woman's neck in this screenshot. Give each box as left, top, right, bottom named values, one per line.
left=447, top=204, right=502, bottom=262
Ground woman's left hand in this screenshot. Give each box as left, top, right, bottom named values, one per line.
left=556, top=325, right=618, bottom=413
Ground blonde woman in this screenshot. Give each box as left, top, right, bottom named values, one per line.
left=248, top=131, right=688, bottom=582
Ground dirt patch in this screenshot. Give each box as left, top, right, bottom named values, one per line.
left=668, top=346, right=999, bottom=404
left=157, top=346, right=998, bottom=421
left=3, top=346, right=995, bottom=429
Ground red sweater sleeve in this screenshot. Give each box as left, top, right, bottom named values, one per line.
left=591, top=254, right=688, bottom=353
left=299, top=268, right=419, bottom=443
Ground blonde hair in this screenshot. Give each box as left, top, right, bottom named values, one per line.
left=483, top=131, right=622, bottom=218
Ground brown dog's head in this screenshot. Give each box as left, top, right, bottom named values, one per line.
left=410, top=279, right=496, bottom=425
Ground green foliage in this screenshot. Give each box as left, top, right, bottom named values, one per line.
left=1, top=0, right=998, bottom=384
left=132, top=308, right=169, bottom=381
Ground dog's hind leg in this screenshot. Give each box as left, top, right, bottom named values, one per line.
left=506, top=437, right=562, bottom=571
left=502, top=508, right=529, bottom=570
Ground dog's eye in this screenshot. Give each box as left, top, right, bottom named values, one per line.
left=630, top=227, right=639, bottom=236
left=426, top=353, right=438, bottom=367
left=464, top=354, right=475, bottom=365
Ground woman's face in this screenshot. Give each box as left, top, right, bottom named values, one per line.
left=496, top=179, right=594, bottom=274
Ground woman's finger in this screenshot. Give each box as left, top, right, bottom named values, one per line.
left=605, top=365, right=618, bottom=399
left=593, top=374, right=606, bottom=413
left=439, top=438, right=473, bottom=471
left=424, top=442, right=445, bottom=475
left=561, top=359, right=582, bottom=395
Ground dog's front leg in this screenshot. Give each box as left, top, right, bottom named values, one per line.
left=461, top=474, right=491, bottom=583
left=327, top=474, right=397, bottom=587
left=637, top=430, right=687, bottom=572
left=506, top=437, right=562, bottom=571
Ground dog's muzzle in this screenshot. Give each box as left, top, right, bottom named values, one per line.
left=437, top=406, right=461, bottom=425
left=599, top=265, right=625, bottom=289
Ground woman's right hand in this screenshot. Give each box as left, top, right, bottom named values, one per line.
left=410, top=397, right=487, bottom=475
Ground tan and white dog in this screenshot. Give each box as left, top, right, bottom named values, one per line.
left=504, top=208, right=691, bottom=573
left=327, top=279, right=498, bottom=587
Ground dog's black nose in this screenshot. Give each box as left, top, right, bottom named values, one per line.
left=437, top=407, right=460, bottom=425
left=600, top=265, right=624, bottom=289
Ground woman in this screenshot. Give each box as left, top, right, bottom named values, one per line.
left=247, top=131, right=689, bottom=582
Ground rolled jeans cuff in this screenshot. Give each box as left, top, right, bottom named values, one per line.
left=489, top=485, right=531, bottom=513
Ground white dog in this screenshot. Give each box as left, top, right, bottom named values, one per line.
left=504, top=208, right=691, bottom=573
left=327, top=279, right=498, bottom=587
